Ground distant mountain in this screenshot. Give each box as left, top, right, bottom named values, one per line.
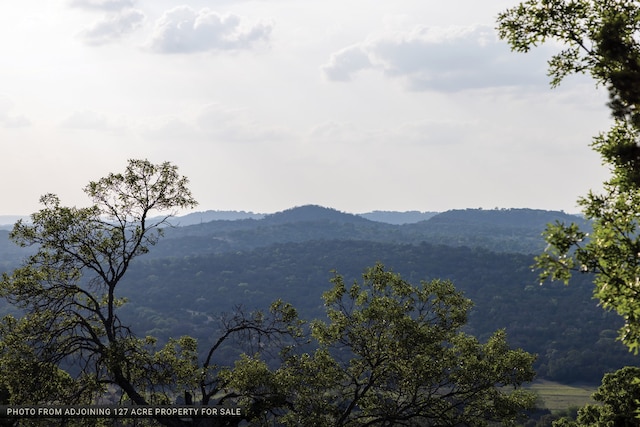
left=397, top=208, right=588, bottom=254
left=358, top=210, right=438, bottom=224
left=0, top=229, right=32, bottom=268
left=0, top=206, right=588, bottom=261
left=0, top=216, right=26, bottom=230
left=262, top=205, right=372, bottom=224
left=163, top=210, right=264, bottom=226
left=145, top=206, right=589, bottom=258
left=172, top=207, right=440, bottom=226
left=150, top=205, right=395, bottom=258
left=427, top=208, right=582, bottom=228
left=157, top=207, right=440, bottom=227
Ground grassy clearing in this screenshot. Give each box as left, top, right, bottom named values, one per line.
left=527, top=380, right=597, bottom=413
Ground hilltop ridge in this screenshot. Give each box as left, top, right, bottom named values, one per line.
left=1, top=205, right=588, bottom=258
left=262, top=205, right=372, bottom=224
left=3, top=205, right=583, bottom=228
left=164, top=205, right=438, bottom=226
left=428, top=208, right=581, bottom=228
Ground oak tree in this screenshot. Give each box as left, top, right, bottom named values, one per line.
left=226, top=264, right=537, bottom=426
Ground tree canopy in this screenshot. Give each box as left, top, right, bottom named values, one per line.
left=0, top=160, right=303, bottom=426
left=226, top=264, right=537, bottom=426
left=0, top=160, right=197, bottom=423
left=498, top=2, right=640, bottom=423
left=497, top=0, right=640, bottom=353
left=553, top=366, right=640, bottom=426
left=497, top=0, right=640, bottom=127
left=0, top=160, right=536, bottom=426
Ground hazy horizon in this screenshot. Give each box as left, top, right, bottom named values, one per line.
left=1, top=1, right=611, bottom=217
left=0, top=204, right=583, bottom=223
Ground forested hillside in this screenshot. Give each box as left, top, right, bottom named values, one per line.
left=0, top=205, right=628, bottom=384
left=118, top=239, right=634, bottom=384
left=145, top=205, right=587, bottom=258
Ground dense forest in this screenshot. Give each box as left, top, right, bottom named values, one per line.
left=1, top=205, right=631, bottom=385
left=147, top=205, right=589, bottom=257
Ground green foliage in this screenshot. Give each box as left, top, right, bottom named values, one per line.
left=115, top=238, right=636, bottom=384
left=0, top=162, right=540, bottom=426
left=497, top=0, right=640, bottom=127
left=0, top=156, right=626, bottom=425
left=0, top=159, right=201, bottom=425
left=0, top=160, right=309, bottom=426
left=552, top=366, right=640, bottom=426
left=227, top=264, right=537, bottom=426
left=0, top=314, right=91, bottom=406
left=498, top=3, right=640, bottom=424
left=498, top=0, right=640, bottom=352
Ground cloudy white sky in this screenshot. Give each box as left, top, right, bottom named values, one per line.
left=0, top=0, right=614, bottom=216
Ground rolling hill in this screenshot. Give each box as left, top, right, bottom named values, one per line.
left=1, top=205, right=627, bottom=384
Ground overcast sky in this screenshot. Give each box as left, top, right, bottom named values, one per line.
left=0, top=0, right=614, bottom=216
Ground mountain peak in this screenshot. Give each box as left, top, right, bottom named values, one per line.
left=263, top=205, right=371, bottom=224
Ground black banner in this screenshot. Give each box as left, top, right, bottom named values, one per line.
left=0, top=405, right=242, bottom=418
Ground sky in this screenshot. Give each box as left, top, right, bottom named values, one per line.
left=0, top=0, right=616, bottom=216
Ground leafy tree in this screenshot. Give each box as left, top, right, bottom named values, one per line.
left=497, top=0, right=640, bottom=352
left=0, top=159, right=303, bottom=427
left=497, top=0, right=640, bottom=129
left=534, top=127, right=640, bottom=350
left=226, top=263, right=537, bottom=426
left=552, top=366, right=640, bottom=426
left=1, top=160, right=197, bottom=408
left=498, top=3, right=640, bottom=423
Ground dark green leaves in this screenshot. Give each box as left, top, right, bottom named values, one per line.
left=256, top=264, right=537, bottom=426
left=85, top=159, right=197, bottom=222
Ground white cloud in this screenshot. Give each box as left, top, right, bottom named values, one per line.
left=322, top=24, right=550, bottom=91
left=145, top=103, right=291, bottom=144
left=69, top=0, right=135, bottom=11
left=148, top=6, right=272, bottom=53
left=0, top=98, right=30, bottom=128
left=78, top=8, right=144, bottom=45
left=322, top=45, right=372, bottom=82
left=60, top=110, right=118, bottom=131
left=307, top=117, right=480, bottom=149
left=1, top=115, right=31, bottom=128
left=195, top=104, right=289, bottom=142
left=0, top=1, right=613, bottom=216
